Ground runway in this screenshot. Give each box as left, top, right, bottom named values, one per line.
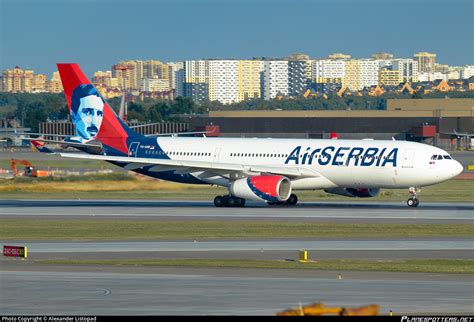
left=1, top=269, right=472, bottom=315
left=1, top=198, right=473, bottom=315
left=1, top=199, right=473, bottom=224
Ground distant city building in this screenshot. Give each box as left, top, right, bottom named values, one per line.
left=433, top=63, right=450, bottom=73
left=286, top=53, right=310, bottom=60
left=32, top=74, right=48, bottom=92
left=371, top=52, right=394, bottom=60
left=112, top=61, right=137, bottom=91
left=304, top=60, right=313, bottom=80
left=49, top=71, right=63, bottom=93
left=374, top=59, right=393, bottom=69
left=312, top=59, right=346, bottom=83
left=184, top=60, right=210, bottom=102
left=208, top=60, right=239, bottom=104
left=93, top=71, right=119, bottom=88
left=326, top=53, right=351, bottom=60
left=288, top=60, right=307, bottom=96
left=236, top=60, right=264, bottom=101
left=343, top=59, right=379, bottom=90
left=1, top=66, right=39, bottom=93
left=392, top=59, right=419, bottom=83
left=414, top=52, right=436, bottom=73
left=174, top=69, right=185, bottom=98
left=1, top=51, right=471, bottom=101
left=167, top=62, right=184, bottom=96
left=263, top=60, right=289, bottom=100
left=184, top=60, right=210, bottom=84
left=112, top=60, right=169, bottom=91
left=143, top=60, right=169, bottom=80
left=140, top=77, right=170, bottom=92
left=418, top=72, right=447, bottom=82
left=379, top=68, right=402, bottom=86
left=307, top=81, right=341, bottom=95
left=461, top=65, right=474, bottom=79
left=184, top=59, right=264, bottom=104
left=184, top=82, right=209, bottom=104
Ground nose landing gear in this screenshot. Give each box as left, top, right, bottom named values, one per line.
left=407, top=187, right=420, bottom=207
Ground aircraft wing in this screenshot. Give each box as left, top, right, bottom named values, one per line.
left=25, top=137, right=103, bottom=154
left=440, top=130, right=474, bottom=137
left=57, top=152, right=320, bottom=178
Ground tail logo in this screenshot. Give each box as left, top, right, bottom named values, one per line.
left=71, top=84, right=104, bottom=142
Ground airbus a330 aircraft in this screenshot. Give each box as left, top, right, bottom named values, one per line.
left=31, top=63, right=463, bottom=208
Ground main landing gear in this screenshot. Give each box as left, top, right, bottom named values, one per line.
left=268, top=194, right=298, bottom=206
left=214, top=195, right=246, bottom=207
left=406, top=187, right=420, bottom=208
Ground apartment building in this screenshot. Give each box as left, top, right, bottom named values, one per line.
left=167, top=62, right=184, bottom=96
left=311, top=59, right=346, bottom=83
left=288, top=60, right=307, bottom=96
left=392, top=59, right=419, bottom=83
left=237, top=60, right=264, bottom=101
left=379, top=68, right=402, bottom=86
left=414, top=52, right=436, bottom=73
left=263, top=60, right=289, bottom=100
left=208, top=60, right=239, bottom=104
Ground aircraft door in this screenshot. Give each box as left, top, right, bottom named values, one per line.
left=128, top=142, right=140, bottom=157
left=213, top=147, right=221, bottom=164
left=402, top=149, right=415, bottom=168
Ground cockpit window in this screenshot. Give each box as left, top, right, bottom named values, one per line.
left=437, top=155, right=443, bottom=160
left=443, top=155, right=452, bottom=159
left=431, top=155, right=437, bottom=160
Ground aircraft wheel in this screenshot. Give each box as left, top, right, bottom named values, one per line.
left=235, top=197, right=246, bottom=207
left=407, top=197, right=419, bottom=207
left=413, top=198, right=419, bottom=207
left=286, top=194, right=298, bottom=206
left=228, top=197, right=237, bottom=207
left=214, top=196, right=224, bottom=207
left=240, top=198, right=246, bottom=207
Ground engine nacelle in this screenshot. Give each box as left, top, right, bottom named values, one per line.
left=229, top=175, right=292, bottom=202
left=324, top=187, right=380, bottom=198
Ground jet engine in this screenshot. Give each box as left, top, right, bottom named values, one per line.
left=324, top=187, right=380, bottom=198
left=229, top=175, right=292, bottom=202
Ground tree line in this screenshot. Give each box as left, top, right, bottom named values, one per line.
left=0, top=90, right=472, bottom=131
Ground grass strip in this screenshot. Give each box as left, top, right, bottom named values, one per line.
left=36, top=259, right=474, bottom=274
left=1, top=219, right=472, bottom=240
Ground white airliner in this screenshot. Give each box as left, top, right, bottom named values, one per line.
left=31, top=64, right=464, bottom=208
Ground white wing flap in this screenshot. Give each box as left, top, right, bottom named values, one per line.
left=58, top=153, right=320, bottom=178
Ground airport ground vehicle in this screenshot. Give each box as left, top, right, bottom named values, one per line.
left=29, top=63, right=463, bottom=207
left=10, top=159, right=50, bottom=177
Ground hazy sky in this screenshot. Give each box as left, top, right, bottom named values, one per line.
left=1, top=0, right=473, bottom=77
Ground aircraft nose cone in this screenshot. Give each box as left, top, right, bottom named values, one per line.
left=453, top=161, right=464, bottom=176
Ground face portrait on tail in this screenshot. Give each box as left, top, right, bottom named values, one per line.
left=71, top=84, right=104, bottom=141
